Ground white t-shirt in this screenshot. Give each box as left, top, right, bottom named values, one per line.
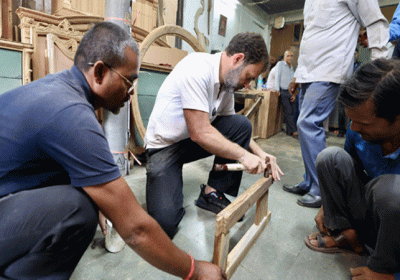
left=145, top=52, right=235, bottom=149
left=266, top=66, right=276, bottom=91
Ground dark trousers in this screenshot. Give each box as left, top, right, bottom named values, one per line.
left=317, top=147, right=400, bottom=273
left=146, top=115, right=252, bottom=238
left=280, top=89, right=297, bottom=136
left=337, top=102, right=349, bottom=136
left=0, top=185, right=98, bottom=279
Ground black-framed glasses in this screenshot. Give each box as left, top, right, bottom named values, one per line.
left=88, top=62, right=137, bottom=90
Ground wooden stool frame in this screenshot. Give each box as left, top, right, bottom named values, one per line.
left=212, top=176, right=273, bottom=278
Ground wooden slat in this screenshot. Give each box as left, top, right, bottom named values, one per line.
left=244, top=96, right=262, bottom=119
left=255, top=189, right=269, bottom=225
left=226, top=212, right=271, bottom=278
left=215, top=176, right=273, bottom=234
left=212, top=231, right=230, bottom=271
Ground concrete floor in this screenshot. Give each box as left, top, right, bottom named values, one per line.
left=71, top=131, right=368, bottom=280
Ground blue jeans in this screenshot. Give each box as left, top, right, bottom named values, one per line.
left=146, top=115, right=252, bottom=238
left=296, top=82, right=340, bottom=196
left=0, top=185, right=98, bottom=279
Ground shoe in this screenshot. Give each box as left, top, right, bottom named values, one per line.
left=297, top=193, right=321, bottom=208
left=283, top=184, right=308, bottom=195
left=195, top=184, right=231, bottom=214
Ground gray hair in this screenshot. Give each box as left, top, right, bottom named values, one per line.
left=74, top=22, right=139, bottom=72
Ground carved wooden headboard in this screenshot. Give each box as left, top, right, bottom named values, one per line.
left=46, top=33, right=80, bottom=75
left=16, top=7, right=101, bottom=80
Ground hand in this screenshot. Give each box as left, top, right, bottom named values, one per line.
left=241, top=151, right=266, bottom=175
left=264, top=153, right=284, bottom=181
left=288, top=79, right=299, bottom=95
left=350, top=267, right=395, bottom=280
left=314, top=206, right=329, bottom=235
left=358, top=30, right=368, bottom=48
left=290, top=94, right=296, bottom=102
left=192, top=260, right=227, bottom=280
left=99, top=211, right=107, bottom=236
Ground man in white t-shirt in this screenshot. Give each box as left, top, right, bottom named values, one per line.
left=145, top=33, right=283, bottom=238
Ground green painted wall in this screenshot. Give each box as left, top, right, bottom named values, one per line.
left=0, top=48, right=22, bottom=95
left=134, top=69, right=169, bottom=146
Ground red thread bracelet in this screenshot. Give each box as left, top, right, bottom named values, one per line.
left=183, top=254, right=195, bottom=280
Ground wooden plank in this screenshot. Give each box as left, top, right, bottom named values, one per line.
left=255, top=189, right=269, bottom=225
left=244, top=97, right=262, bottom=119
left=215, top=176, right=272, bottom=234
left=226, top=212, right=271, bottom=278
left=212, top=231, right=230, bottom=271
left=1, top=2, right=2, bottom=38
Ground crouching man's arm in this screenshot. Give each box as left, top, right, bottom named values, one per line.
left=84, top=177, right=226, bottom=280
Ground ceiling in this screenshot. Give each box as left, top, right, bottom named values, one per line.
left=243, top=0, right=306, bottom=15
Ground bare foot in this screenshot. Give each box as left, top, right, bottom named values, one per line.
left=350, top=267, right=395, bottom=280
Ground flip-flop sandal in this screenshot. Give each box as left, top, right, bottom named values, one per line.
left=304, top=232, right=366, bottom=255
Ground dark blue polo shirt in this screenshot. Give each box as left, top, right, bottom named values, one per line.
left=0, top=66, right=121, bottom=197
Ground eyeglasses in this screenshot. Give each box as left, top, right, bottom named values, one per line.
left=88, top=62, right=137, bottom=91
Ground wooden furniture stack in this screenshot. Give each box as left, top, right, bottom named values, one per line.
left=237, top=89, right=283, bottom=139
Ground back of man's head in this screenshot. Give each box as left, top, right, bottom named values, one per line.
left=225, top=33, right=269, bottom=71
left=339, top=58, right=400, bottom=122
left=74, top=22, right=139, bottom=72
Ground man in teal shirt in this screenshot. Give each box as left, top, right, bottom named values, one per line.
left=305, top=58, right=400, bottom=279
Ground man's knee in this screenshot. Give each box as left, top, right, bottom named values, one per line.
left=150, top=206, right=185, bottom=239
left=368, top=175, right=400, bottom=215
left=214, top=114, right=252, bottom=143
left=70, top=188, right=99, bottom=231
left=42, top=187, right=98, bottom=251
left=316, top=146, right=349, bottom=168
left=0, top=187, right=98, bottom=278
left=227, top=114, right=252, bottom=138
left=235, top=114, right=252, bottom=130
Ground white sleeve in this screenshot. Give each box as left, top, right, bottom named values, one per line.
left=352, top=0, right=389, bottom=59
left=177, top=58, right=211, bottom=113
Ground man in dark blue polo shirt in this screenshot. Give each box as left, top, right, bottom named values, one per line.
left=0, top=22, right=225, bottom=280
left=304, top=58, right=400, bottom=279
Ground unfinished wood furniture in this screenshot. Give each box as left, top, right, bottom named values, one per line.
left=1, top=0, right=12, bottom=40
left=16, top=6, right=171, bottom=82
left=45, top=32, right=79, bottom=75
left=132, top=24, right=206, bottom=141
left=236, top=89, right=282, bottom=139
left=213, top=176, right=273, bottom=278
left=194, top=0, right=209, bottom=49
left=236, top=90, right=264, bottom=139
left=51, top=0, right=105, bottom=17
left=16, top=7, right=98, bottom=81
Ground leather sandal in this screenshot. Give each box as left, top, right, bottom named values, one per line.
left=304, top=232, right=367, bottom=256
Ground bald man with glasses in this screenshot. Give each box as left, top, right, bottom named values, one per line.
left=0, top=22, right=225, bottom=280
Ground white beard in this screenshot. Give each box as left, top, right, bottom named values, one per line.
left=222, top=64, right=245, bottom=94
